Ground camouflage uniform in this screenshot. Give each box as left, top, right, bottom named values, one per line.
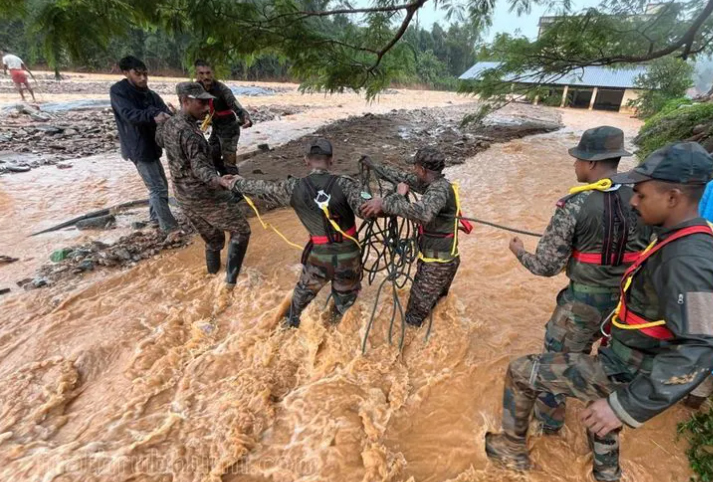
left=204, top=81, right=247, bottom=170
left=371, top=148, right=460, bottom=327
left=156, top=83, right=251, bottom=284
left=489, top=142, right=713, bottom=482
left=232, top=145, right=366, bottom=326
left=515, top=126, right=650, bottom=435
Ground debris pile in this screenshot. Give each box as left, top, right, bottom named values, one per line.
left=0, top=103, right=303, bottom=173
left=19, top=219, right=196, bottom=290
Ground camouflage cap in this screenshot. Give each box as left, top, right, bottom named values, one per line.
left=175, top=82, right=215, bottom=100
left=611, top=142, right=713, bottom=185
left=568, top=126, right=632, bottom=161
left=306, top=138, right=333, bottom=156
left=410, top=146, right=445, bottom=171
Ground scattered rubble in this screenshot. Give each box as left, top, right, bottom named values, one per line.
left=0, top=77, right=291, bottom=98
left=26, top=217, right=196, bottom=290
left=0, top=103, right=303, bottom=174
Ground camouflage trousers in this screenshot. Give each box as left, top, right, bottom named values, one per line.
left=405, top=257, right=460, bottom=327
left=209, top=119, right=241, bottom=161
left=289, top=243, right=362, bottom=325
left=182, top=196, right=252, bottom=252
left=504, top=353, right=625, bottom=481
left=536, top=282, right=619, bottom=433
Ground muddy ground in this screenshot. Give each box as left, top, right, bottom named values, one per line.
left=240, top=103, right=561, bottom=179
left=15, top=102, right=560, bottom=291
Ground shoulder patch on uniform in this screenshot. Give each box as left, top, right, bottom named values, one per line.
left=686, top=292, right=713, bottom=336
left=556, top=193, right=577, bottom=208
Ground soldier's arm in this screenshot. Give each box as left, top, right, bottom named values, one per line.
left=337, top=176, right=367, bottom=218
left=219, top=82, right=247, bottom=119
left=516, top=197, right=581, bottom=277
left=370, top=162, right=425, bottom=193
left=608, top=256, right=713, bottom=427
left=381, top=181, right=447, bottom=224
left=155, top=122, right=165, bottom=148
left=184, top=131, right=221, bottom=188
left=232, top=177, right=299, bottom=207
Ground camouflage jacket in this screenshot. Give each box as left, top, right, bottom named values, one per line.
left=373, top=163, right=452, bottom=225
left=207, top=81, right=246, bottom=124
left=373, top=163, right=458, bottom=258
left=600, top=218, right=713, bottom=427
left=156, top=111, right=228, bottom=205
left=232, top=169, right=366, bottom=253
left=231, top=169, right=364, bottom=213
left=517, top=187, right=650, bottom=287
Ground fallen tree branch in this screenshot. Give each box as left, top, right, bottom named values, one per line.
left=30, top=199, right=150, bottom=236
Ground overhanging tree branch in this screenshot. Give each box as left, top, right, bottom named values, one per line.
left=366, top=0, right=429, bottom=74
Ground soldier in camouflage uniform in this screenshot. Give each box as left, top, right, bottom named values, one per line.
left=227, top=138, right=366, bottom=327
left=195, top=60, right=252, bottom=175
left=509, top=126, right=650, bottom=436
left=157, top=82, right=251, bottom=287
left=487, top=142, right=713, bottom=482
left=360, top=147, right=464, bottom=327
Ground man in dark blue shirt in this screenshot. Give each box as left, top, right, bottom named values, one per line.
left=110, top=56, right=178, bottom=233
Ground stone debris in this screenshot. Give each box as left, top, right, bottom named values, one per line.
left=0, top=102, right=303, bottom=174
left=27, top=218, right=196, bottom=290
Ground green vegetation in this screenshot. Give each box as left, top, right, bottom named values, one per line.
left=678, top=408, right=713, bottom=481
left=461, top=3, right=713, bottom=104
left=0, top=0, right=480, bottom=94
left=627, top=57, right=694, bottom=119
left=634, top=102, right=713, bottom=159
left=2, top=0, right=713, bottom=98
left=0, top=12, right=476, bottom=91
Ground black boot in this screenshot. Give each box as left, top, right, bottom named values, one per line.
left=226, top=234, right=250, bottom=286
left=206, top=249, right=221, bottom=274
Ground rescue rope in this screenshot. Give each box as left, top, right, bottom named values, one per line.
left=455, top=216, right=542, bottom=238
left=242, top=195, right=303, bottom=250
left=358, top=165, right=421, bottom=353
left=200, top=112, right=213, bottom=132
left=357, top=166, right=546, bottom=353
left=569, top=178, right=613, bottom=195
left=318, top=205, right=362, bottom=249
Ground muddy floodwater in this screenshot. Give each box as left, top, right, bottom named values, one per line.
left=0, top=82, right=695, bottom=482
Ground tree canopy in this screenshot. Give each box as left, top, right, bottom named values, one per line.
left=2, top=0, right=713, bottom=97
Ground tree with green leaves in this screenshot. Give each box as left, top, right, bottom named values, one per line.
left=627, top=57, right=694, bottom=119
left=2, top=0, right=713, bottom=96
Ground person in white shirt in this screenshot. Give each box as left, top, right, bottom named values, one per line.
left=1, top=50, right=35, bottom=102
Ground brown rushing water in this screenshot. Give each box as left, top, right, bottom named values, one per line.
left=0, top=108, right=693, bottom=482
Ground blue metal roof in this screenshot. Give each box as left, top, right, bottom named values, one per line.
left=459, top=61, right=647, bottom=89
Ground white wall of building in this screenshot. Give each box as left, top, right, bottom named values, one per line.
left=620, top=89, right=641, bottom=113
